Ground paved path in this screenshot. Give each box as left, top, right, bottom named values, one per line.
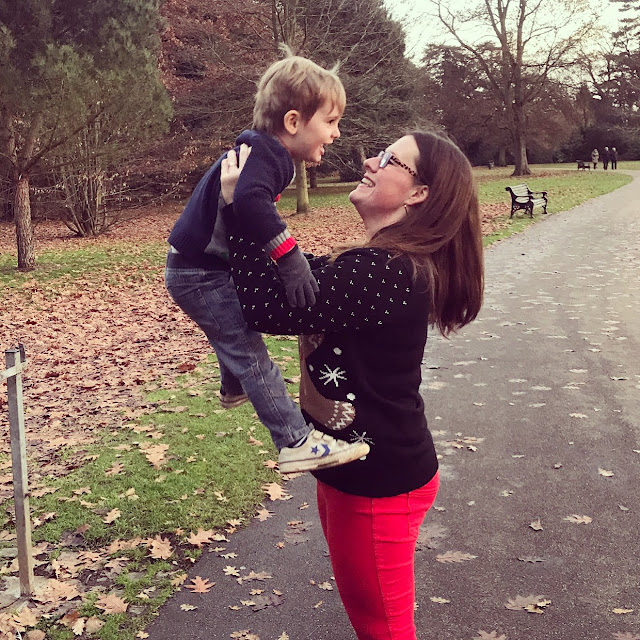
left=148, top=173, right=640, bottom=640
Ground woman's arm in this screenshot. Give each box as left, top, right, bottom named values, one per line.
left=225, top=215, right=414, bottom=336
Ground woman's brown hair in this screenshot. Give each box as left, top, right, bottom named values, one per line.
left=366, top=130, right=484, bottom=336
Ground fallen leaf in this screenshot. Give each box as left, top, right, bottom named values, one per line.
left=180, top=604, right=198, bottom=611
left=105, top=462, right=124, bottom=476
left=224, top=566, right=240, bottom=577
left=435, top=550, right=477, bottom=563
left=237, top=570, right=273, bottom=584
left=430, top=596, right=450, bottom=604
left=148, top=535, right=173, bottom=559
left=262, top=482, right=290, bottom=501
left=505, top=594, right=549, bottom=613
left=598, top=468, right=614, bottom=477
left=255, top=508, right=274, bottom=522
left=185, top=576, right=215, bottom=593
left=529, top=518, right=543, bottom=531
left=613, top=608, right=634, bottom=614
left=251, top=593, right=284, bottom=611
left=103, top=508, right=121, bottom=524
left=95, top=593, right=128, bottom=614
left=187, top=529, right=215, bottom=548
left=12, top=607, right=37, bottom=629
left=171, top=573, right=188, bottom=586
left=85, top=617, right=105, bottom=634
left=473, top=632, right=507, bottom=640
left=564, top=514, right=592, bottom=524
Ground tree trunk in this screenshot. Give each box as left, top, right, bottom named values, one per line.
left=498, top=147, right=507, bottom=167
left=512, top=135, right=530, bottom=176
left=295, top=159, right=309, bottom=214
left=0, top=105, right=16, bottom=222
left=511, top=104, right=531, bottom=176
left=14, top=175, right=35, bottom=271
left=308, top=165, right=318, bottom=189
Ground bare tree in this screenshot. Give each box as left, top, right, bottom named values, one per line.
left=428, top=0, right=600, bottom=175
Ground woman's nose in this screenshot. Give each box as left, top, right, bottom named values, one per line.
left=363, top=156, right=378, bottom=172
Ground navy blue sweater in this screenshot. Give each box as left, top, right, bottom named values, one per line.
left=168, top=130, right=295, bottom=269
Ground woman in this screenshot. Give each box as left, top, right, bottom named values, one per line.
left=221, top=131, right=484, bottom=640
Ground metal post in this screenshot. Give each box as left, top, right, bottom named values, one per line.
left=5, top=345, right=34, bottom=597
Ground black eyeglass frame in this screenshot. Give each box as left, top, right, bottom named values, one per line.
left=377, top=151, right=421, bottom=181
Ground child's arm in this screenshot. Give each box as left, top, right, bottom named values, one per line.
left=228, top=135, right=319, bottom=308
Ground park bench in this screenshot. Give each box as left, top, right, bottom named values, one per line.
left=505, top=183, right=548, bottom=218
left=577, top=160, right=591, bottom=171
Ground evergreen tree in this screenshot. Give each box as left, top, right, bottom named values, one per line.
left=0, top=0, right=171, bottom=269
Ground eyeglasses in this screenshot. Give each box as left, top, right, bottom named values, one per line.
left=377, top=151, right=420, bottom=179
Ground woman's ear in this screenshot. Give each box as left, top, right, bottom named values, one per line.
left=282, top=110, right=300, bottom=135
left=406, top=184, right=429, bottom=207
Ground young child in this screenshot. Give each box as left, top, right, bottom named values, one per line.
left=165, top=54, right=369, bottom=474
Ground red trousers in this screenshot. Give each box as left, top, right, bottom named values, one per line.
left=316, top=473, right=440, bottom=640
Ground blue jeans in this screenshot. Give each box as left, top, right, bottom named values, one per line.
left=165, top=255, right=309, bottom=450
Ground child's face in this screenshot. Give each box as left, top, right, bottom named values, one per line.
left=287, top=101, right=342, bottom=163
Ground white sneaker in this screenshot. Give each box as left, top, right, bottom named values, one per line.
left=278, top=430, right=369, bottom=474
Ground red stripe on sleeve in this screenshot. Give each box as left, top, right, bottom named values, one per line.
left=270, top=236, right=297, bottom=260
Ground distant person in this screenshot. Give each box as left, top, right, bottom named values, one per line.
left=221, top=131, right=484, bottom=640
left=611, top=147, right=618, bottom=170
left=165, top=54, right=369, bottom=474
left=602, top=146, right=610, bottom=170
left=591, top=148, right=599, bottom=170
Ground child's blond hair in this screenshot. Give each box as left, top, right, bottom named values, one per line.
left=253, top=55, right=346, bottom=134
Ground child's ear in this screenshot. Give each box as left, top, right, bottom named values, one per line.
left=406, top=184, right=429, bottom=206
left=282, top=110, right=301, bottom=135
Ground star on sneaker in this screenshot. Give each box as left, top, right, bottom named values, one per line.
left=278, top=430, right=370, bottom=474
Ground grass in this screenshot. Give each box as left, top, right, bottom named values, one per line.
left=37, top=347, right=299, bottom=536
left=0, top=243, right=167, bottom=293
left=28, top=348, right=295, bottom=546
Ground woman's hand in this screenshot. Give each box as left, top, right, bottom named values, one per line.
left=220, top=143, right=252, bottom=204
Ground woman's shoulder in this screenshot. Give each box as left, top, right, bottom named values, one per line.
left=329, top=247, right=424, bottom=297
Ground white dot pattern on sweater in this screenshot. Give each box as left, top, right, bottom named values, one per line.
left=229, top=237, right=413, bottom=335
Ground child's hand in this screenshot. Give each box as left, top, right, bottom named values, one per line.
left=277, top=245, right=320, bottom=307
left=221, top=143, right=251, bottom=204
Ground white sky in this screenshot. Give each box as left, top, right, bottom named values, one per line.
left=383, top=0, right=626, bottom=61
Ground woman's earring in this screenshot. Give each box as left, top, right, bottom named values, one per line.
left=404, top=204, right=409, bottom=215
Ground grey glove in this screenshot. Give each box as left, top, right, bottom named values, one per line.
left=277, top=245, right=320, bottom=307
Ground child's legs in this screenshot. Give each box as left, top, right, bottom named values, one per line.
left=164, top=263, right=309, bottom=449
left=317, top=475, right=439, bottom=640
